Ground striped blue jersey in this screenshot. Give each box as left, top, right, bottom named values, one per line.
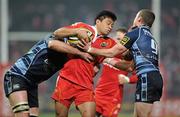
left=120, top=26, right=159, bottom=75
left=9, top=34, right=67, bottom=84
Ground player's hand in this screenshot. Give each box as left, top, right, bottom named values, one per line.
left=118, top=74, right=130, bottom=84
left=76, top=29, right=90, bottom=43
left=78, top=52, right=94, bottom=63
left=77, top=41, right=91, bottom=52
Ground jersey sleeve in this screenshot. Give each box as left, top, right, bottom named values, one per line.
left=129, top=71, right=138, bottom=84
left=64, top=22, right=84, bottom=29
left=119, top=28, right=139, bottom=49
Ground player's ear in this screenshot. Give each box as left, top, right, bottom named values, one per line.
left=138, top=16, right=143, bottom=24
left=96, top=19, right=101, bottom=25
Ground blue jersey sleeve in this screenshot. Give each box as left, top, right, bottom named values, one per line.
left=119, top=28, right=139, bottom=49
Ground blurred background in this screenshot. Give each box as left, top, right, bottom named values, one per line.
left=0, top=0, right=179, bottom=116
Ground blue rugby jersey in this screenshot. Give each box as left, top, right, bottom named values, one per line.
left=9, top=34, right=67, bottom=84
left=120, top=25, right=159, bottom=75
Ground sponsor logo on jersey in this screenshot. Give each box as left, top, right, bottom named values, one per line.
left=119, top=36, right=130, bottom=45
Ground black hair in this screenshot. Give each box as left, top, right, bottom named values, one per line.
left=94, top=10, right=117, bottom=24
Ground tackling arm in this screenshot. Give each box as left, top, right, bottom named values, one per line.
left=80, top=29, right=137, bottom=57
left=104, top=58, right=134, bottom=72
left=53, top=27, right=90, bottom=42
left=118, top=71, right=138, bottom=85
left=48, top=40, right=93, bottom=62
left=53, top=27, right=78, bottom=39
left=103, top=50, right=134, bottom=71
left=103, top=56, right=136, bottom=84
left=87, top=43, right=128, bottom=57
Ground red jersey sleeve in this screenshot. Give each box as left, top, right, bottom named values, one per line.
left=64, top=22, right=97, bottom=41
left=64, top=22, right=83, bottom=28
left=129, top=71, right=138, bottom=84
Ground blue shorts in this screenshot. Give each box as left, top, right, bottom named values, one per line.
left=135, top=71, right=163, bottom=103
left=4, top=71, right=39, bottom=107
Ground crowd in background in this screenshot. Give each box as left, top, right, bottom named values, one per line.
left=7, top=0, right=180, bottom=111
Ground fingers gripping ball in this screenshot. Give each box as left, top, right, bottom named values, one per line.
left=78, top=28, right=94, bottom=42
left=67, top=22, right=96, bottom=46
left=67, top=28, right=93, bottom=47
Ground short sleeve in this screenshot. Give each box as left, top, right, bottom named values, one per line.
left=119, top=28, right=139, bottom=49
left=64, top=22, right=84, bottom=29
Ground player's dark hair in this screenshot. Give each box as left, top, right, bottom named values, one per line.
left=116, top=27, right=128, bottom=34
left=139, top=9, right=155, bottom=27
left=94, top=10, right=117, bottom=24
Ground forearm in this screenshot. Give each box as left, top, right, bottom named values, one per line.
left=117, top=59, right=135, bottom=72
left=48, top=40, right=82, bottom=55
left=88, top=47, right=114, bottom=57
left=88, top=43, right=127, bottom=57
left=53, top=27, right=78, bottom=39
left=104, top=58, right=133, bottom=71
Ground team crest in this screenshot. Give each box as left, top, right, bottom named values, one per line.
left=101, top=42, right=108, bottom=47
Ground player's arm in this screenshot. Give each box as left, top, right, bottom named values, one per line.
left=104, top=58, right=134, bottom=72
left=129, top=72, right=138, bottom=84
left=115, top=59, right=134, bottom=72
left=54, top=27, right=90, bottom=42
left=87, top=42, right=128, bottom=57
left=104, top=50, right=134, bottom=71
left=118, top=71, right=138, bottom=85
left=53, top=27, right=79, bottom=39
left=118, top=73, right=138, bottom=84
left=79, top=28, right=139, bottom=57
left=48, top=40, right=93, bottom=62
left=121, top=50, right=135, bottom=71
left=53, top=23, right=90, bottom=42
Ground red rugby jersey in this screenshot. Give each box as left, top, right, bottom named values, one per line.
left=95, top=58, right=138, bottom=100
left=95, top=58, right=128, bottom=98
left=59, top=36, right=117, bottom=90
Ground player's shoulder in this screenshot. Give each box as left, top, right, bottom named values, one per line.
left=137, top=25, right=151, bottom=34
left=125, top=26, right=140, bottom=39
left=139, top=25, right=152, bottom=36
left=128, top=26, right=140, bottom=33
left=95, top=36, right=116, bottom=44
left=71, top=22, right=95, bottom=32
left=103, top=36, right=116, bottom=42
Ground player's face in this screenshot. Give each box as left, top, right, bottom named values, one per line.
left=116, top=31, right=125, bottom=40
left=96, top=17, right=114, bottom=35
